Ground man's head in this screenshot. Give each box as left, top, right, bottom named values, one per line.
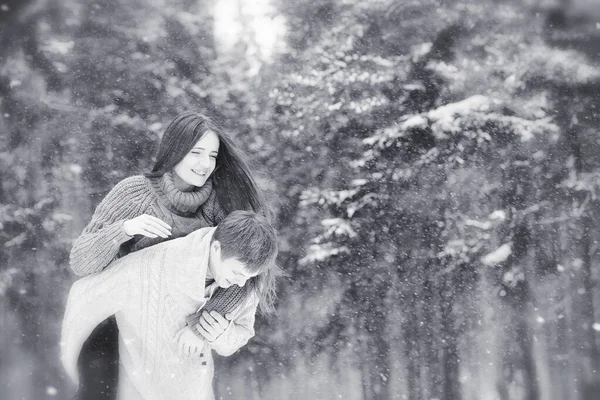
left=208, top=210, right=278, bottom=289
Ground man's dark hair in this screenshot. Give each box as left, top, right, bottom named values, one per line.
left=212, top=210, right=278, bottom=274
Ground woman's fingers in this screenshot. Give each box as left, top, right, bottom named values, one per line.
left=145, top=215, right=172, bottom=231
left=124, top=214, right=172, bottom=238
left=143, top=219, right=171, bottom=237
left=138, top=228, right=158, bottom=238
left=142, top=222, right=170, bottom=238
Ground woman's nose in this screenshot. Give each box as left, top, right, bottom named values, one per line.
left=197, top=155, right=211, bottom=169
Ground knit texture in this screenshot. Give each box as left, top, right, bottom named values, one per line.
left=69, top=173, right=227, bottom=277
left=152, top=171, right=214, bottom=215
left=61, top=227, right=259, bottom=400
left=185, top=281, right=255, bottom=335
left=68, top=173, right=256, bottom=321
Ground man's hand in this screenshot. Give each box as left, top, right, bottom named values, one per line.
left=175, top=326, right=205, bottom=356
left=195, top=311, right=231, bottom=342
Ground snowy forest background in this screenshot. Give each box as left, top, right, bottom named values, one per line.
left=1, top=0, right=600, bottom=399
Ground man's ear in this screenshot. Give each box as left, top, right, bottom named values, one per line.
left=211, top=240, right=221, bottom=255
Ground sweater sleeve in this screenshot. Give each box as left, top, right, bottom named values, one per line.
left=61, top=259, right=133, bottom=383
left=69, top=176, right=152, bottom=276
left=208, top=292, right=259, bottom=357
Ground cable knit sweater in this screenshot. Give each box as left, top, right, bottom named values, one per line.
left=61, top=227, right=259, bottom=400
left=69, top=171, right=226, bottom=277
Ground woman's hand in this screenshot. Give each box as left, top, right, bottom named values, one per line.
left=175, top=326, right=205, bottom=357
left=123, top=214, right=172, bottom=238
left=195, top=311, right=232, bottom=342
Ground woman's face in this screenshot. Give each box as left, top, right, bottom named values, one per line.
left=173, top=130, right=220, bottom=189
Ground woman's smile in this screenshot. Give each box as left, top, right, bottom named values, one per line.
left=173, top=130, right=220, bottom=189
left=192, top=169, right=208, bottom=177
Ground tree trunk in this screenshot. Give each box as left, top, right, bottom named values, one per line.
left=514, top=299, right=540, bottom=400
left=569, top=213, right=600, bottom=399
left=440, top=277, right=461, bottom=400
left=509, top=225, right=540, bottom=400
left=559, top=87, right=600, bottom=399
left=404, top=291, right=423, bottom=400
left=358, top=326, right=372, bottom=400
left=497, top=161, right=540, bottom=400
left=421, top=278, right=441, bottom=400
left=367, top=303, right=392, bottom=400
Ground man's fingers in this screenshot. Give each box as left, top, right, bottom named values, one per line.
left=199, top=317, right=214, bottom=335
left=174, top=328, right=183, bottom=342
left=210, top=311, right=228, bottom=326
left=202, top=311, right=217, bottom=325
left=196, top=324, right=214, bottom=341
left=203, top=311, right=227, bottom=330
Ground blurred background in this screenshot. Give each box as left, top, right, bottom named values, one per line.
left=1, top=0, right=600, bottom=399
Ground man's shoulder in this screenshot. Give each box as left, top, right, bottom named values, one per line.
left=185, top=226, right=216, bottom=241
left=157, top=226, right=216, bottom=256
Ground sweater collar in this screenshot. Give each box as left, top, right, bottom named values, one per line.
left=154, top=172, right=213, bottom=215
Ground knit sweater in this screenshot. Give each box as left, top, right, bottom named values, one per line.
left=61, top=227, right=259, bottom=400
left=69, top=172, right=226, bottom=277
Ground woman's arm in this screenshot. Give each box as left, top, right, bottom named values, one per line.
left=69, top=176, right=152, bottom=276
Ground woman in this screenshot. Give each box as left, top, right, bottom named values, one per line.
left=69, top=111, right=274, bottom=400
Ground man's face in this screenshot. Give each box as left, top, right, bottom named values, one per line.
left=209, top=241, right=258, bottom=288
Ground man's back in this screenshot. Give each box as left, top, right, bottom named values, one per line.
left=63, top=228, right=217, bottom=400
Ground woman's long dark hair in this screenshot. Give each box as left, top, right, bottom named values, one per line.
left=146, top=111, right=271, bottom=219
left=146, top=111, right=279, bottom=314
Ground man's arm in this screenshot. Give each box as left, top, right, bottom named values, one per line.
left=61, top=261, right=132, bottom=382
left=196, top=292, right=259, bottom=357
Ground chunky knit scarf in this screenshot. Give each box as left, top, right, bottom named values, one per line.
left=154, top=171, right=214, bottom=215
left=186, top=280, right=256, bottom=334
